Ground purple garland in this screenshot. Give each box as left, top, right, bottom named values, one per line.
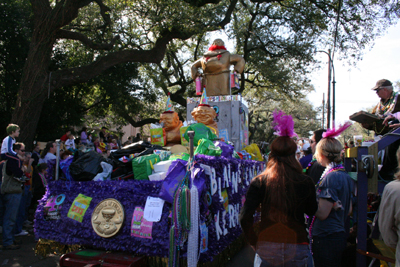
left=34, top=157, right=264, bottom=262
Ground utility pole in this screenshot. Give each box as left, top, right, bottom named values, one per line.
left=322, top=93, right=325, bottom=128
left=327, top=49, right=332, bottom=129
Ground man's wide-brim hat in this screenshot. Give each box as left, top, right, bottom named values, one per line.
left=372, top=79, right=392, bottom=90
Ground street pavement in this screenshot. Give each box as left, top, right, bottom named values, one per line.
left=0, top=231, right=254, bottom=267
left=0, top=231, right=60, bottom=267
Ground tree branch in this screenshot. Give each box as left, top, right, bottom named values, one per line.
left=94, top=0, right=112, bottom=29
left=117, top=109, right=159, bottom=128
left=182, top=0, right=222, bottom=7
left=56, top=29, right=120, bottom=50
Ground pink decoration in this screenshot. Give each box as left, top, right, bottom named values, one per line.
left=322, top=121, right=352, bottom=139
left=230, top=72, right=239, bottom=89
left=272, top=110, right=298, bottom=138
left=195, top=77, right=202, bottom=95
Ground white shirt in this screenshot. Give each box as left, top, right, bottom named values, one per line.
left=1, top=136, right=16, bottom=156
left=39, top=152, right=57, bottom=164
left=65, top=139, right=75, bottom=149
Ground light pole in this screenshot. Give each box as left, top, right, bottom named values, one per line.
left=317, top=50, right=335, bottom=129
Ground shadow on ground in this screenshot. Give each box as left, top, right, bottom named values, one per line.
left=0, top=231, right=254, bottom=267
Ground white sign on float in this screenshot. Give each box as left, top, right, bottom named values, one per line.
left=143, top=197, right=165, bottom=222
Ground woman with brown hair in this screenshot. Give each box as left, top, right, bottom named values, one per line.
left=240, top=110, right=317, bottom=266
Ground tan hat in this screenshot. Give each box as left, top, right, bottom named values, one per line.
left=371, top=79, right=392, bottom=90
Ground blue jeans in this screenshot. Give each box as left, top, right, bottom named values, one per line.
left=16, top=185, right=31, bottom=233
left=2, top=193, right=22, bottom=246
left=312, top=232, right=346, bottom=267
left=256, top=242, right=313, bottom=267
left=0, top=180, right=4, bottom=227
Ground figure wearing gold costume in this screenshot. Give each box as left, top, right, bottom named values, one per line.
left=160, top=111, right=183, bottom=146
left=191, top=39, right=245, bottom=96
left=191, top=105, right=219, bottom=136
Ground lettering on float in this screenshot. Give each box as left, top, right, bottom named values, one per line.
left=209, top=164, right=256, bottom=240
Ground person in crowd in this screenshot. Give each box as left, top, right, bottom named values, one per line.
left=99, top=127, right=108, bottom=142
left=240, top=111, right=317, bottom=267
left=32, top=163, right=48, bottom=208
left=132, top=133, right=142, bottom=143
left=31, top=143, right=41, bottom=168
left=299, top=142, right=313, bottom=169
left=305, top=129, right=327, bottom=184
left=295, top=147, right=301, bottom=161
left=64, top=134, right=75, bottom=151
left=123, top=136, right=133, bottom=146
left=93, top=137, right=101, bottom=152
left=15, top=150, right=34, bottom=237
left=361, top=79, right=400, bottom=180
left=80, top=127, right=88, bottom=146
left=378, top=147, right=400, bottom=267
left=39, top=141, right=56, bottom=164
left=348, top=140, right=355, bottom=148
left=1, top=143, right=27, bottom=250
left=109, top=139, right=119, bottom=150
left=1, top=124, right=20, bottom=160
left=310, top=123, right=354, bottom=267
left=59, top=129, right=71, bottom=143
left=87, top=133, right=93, bottom=145
left=60, top=150, right=73, bottom=160
left=116, top=135, right=122, bottom=148
left=98, top=138, right=107, bottom=153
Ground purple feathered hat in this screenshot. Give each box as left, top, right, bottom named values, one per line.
left=272, top=110, right=298, bottom=138
left=322, top=121, right=352, bottom=139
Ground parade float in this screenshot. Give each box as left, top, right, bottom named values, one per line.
left=34, top=39, right=265, bottom=267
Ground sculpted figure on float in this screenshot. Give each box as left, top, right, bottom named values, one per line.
left=158, top=93, right=183, bottom=146
left=191, top=39, right=245, bottom=96
left=160, top=111, right=183, bottom=146
left=191, top=105, right=219, bottom=136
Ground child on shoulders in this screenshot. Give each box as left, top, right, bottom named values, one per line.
left=1, top=124, right=21, bottom=160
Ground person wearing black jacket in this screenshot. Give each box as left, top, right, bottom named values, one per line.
left=32, top=163, right=48, bottom=204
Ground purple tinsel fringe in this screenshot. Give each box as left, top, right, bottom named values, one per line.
left=34, top=157, right=264, bottom=262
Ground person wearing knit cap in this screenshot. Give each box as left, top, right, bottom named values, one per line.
left=159, top=93, right=183, bottom=146
left=191, top=39, right=245, bottom=96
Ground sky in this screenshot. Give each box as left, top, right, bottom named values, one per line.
left=307, top=23, right=400, bottom=127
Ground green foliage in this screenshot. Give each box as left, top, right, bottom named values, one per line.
left=244, top=85, right=322, bottom=145
left=0, top=0, right=31, bottom=135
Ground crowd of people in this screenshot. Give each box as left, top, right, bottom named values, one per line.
left=0, top=124, right=141, bottom=250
